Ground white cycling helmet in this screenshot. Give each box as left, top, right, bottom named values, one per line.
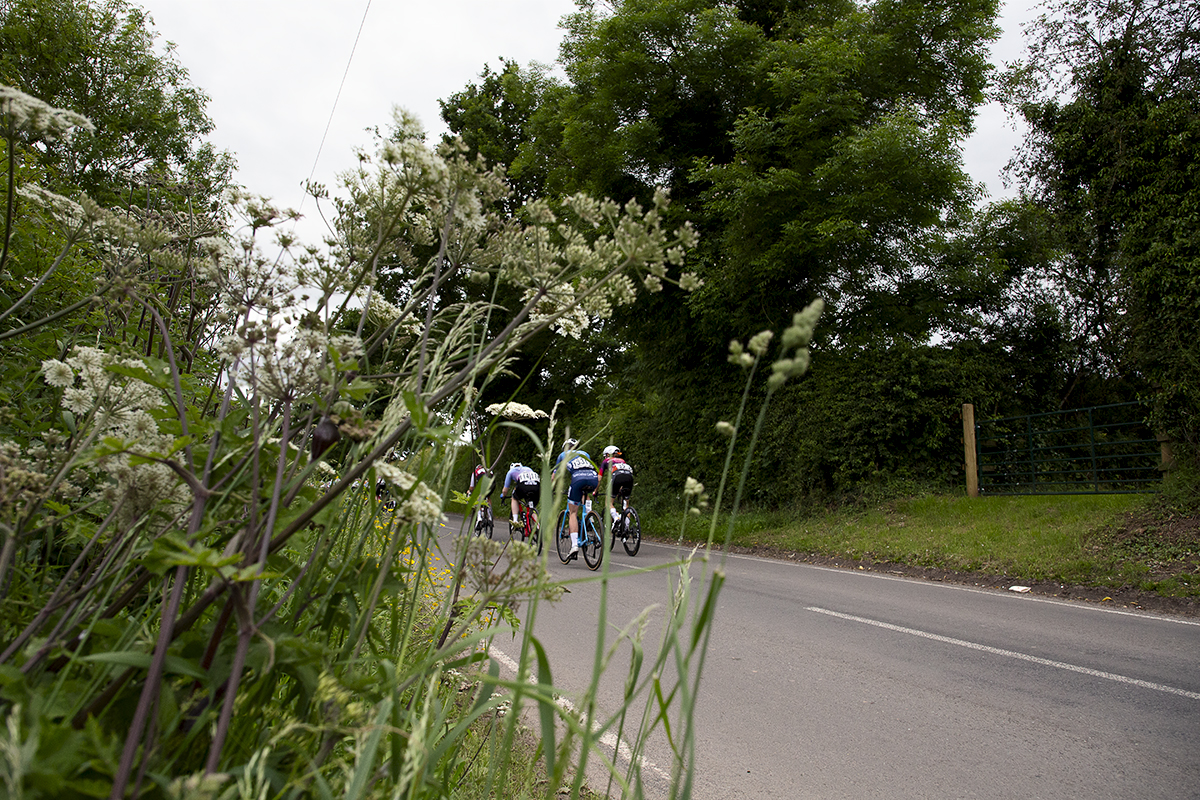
left=564, top=438, right=580, bottom=451
left=602, top=445, right=621, bottom=458
left=510, top=462, right=523, bottom=472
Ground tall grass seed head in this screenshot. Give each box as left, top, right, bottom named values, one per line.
left=748, top=330, right=774, bottom=356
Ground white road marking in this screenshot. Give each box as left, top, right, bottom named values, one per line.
left=487, top=644, right=674, bottom=784
left=639, top=541, right=1200, bottom=627
left=807, top=606, right=1200, bottom=700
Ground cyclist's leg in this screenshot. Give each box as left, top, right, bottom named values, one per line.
left=566, top=477, right=583, bottom=548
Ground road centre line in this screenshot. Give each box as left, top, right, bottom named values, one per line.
left=487, top=645, right=674, bottom=784
left=807, top=606, right=1200, bottom=700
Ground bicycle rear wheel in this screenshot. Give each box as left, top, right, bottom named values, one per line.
left=621, top=507, right=641, bottom=556
left=582, top=511, right=603, bottom=570
left=555, top=510, right=572, bottom=563
left=526, top=509, right=542, bottom=556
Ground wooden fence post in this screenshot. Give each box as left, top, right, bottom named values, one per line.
left=1157, top=433, right=1175, bottom=472
left=963, top=403, right=979, bottom=497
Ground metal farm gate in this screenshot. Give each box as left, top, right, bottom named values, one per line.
left=962, top=402, right=1165, bottom=496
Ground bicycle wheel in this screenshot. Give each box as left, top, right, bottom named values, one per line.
left=621, top=507, right=641, bottom=556
left=609, top=511, right=620, bottom=551
left=527, top=509, right=542, bottom=556
left=555, top=510, right=573, bottom=563
left=582, top=511, right=603, bottom=570
left=476, top=506, right=494, bottom=539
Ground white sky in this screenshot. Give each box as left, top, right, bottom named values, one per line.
left=140, top=0, right=1035, bottom=247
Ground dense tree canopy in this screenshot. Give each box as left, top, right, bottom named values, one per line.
left=1007, top=0, right=1200, bottom=445
left=0, top=0, right=233, bottom=210
left=441, top=0, right=1016, bottom=501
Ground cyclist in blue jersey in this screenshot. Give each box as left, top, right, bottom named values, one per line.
left=599, top=445, right=634, bottom=525
left=501, top=462, right=540, bottom=526
left=552, top=438, right=599, bottom=560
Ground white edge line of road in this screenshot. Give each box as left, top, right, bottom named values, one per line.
left=806, top=605, right=1200, bottom=701
left=636, top=541, right=1200, bottom=627
left=486, top=645, right=675, bottom=786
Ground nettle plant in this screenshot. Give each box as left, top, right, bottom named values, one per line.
left=0, top=87, right=741, bottom=799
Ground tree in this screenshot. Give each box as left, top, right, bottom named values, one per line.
left=433, top=0, right=1010, bottom=504
left=440, top=59, right=569, bottom=211
left=1007, top=0, right=1200, bottom=446
left=0, top=0, right=233, bottom=211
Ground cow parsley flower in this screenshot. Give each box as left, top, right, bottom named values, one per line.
left=62, top=387, right=93, bottom=415
left=486, top=402, right=549, bottom=420
left=0, top=84, right=95, bottom=142
left=41, top=359, right=74, bottom=388
left=679, top=271, right=703, bottom=292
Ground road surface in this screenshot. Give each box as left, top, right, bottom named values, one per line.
left=439, top=514, right=1200, bottom=798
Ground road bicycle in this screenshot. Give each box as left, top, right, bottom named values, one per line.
left=608, top=494, right=641, bottom=556
left=512, top=496, right=542, bottom=555
left=473, top=488, right=494, bottom=539
left=555, top=487, right=603, bottom=570
left=375, top=480, right=397, bottom=512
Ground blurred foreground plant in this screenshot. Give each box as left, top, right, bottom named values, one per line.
left=0, top=85, right=727, bottom=799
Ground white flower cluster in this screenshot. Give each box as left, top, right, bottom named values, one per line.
left=42, top=347, right=163, bottom=421
left=484, top=402, right=549, bottom=421
left=484, top=188, right=702, bottom=339
left=0, top=84, right=94, bottom=142
left=524, top=283, right=591, bottom=340
left=376, top=463, right=443, bottom=526
left=378, top=108, right=450, bottom=195
left=41, top=347, right=188, bottom=519
left=683, top=476, right=711, bottom=515
left=462, top=535, right=562, bottom=608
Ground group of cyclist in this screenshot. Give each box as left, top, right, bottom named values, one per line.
left=471, top=439, right=634, bottom=562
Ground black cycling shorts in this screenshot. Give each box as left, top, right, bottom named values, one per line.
left=611, top=472, right=634, bottom=498
left=513, top=481, right=540, bottom=503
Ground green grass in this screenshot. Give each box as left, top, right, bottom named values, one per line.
left=656, top=493, right=1200, bottom=599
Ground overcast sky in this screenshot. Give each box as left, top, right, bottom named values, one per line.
left=140, top=0, right=1035, bottom=246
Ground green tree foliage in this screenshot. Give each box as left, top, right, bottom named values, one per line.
left=0, top=0, right=233, bottom=211
left=439, top=60, right=569, bottom=211
left=1007, top=0, right=1200, bottom=448
left=548, top=0, right=999, bottom=343
left=438, top=0, right=1012, bottom=505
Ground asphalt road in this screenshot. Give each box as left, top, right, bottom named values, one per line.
left=440, top=514, right=1200, bottom=799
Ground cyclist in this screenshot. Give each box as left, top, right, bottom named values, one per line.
left=551, top=438, right=599, bottom=560
left=468, top=462, right=492, bottom=528
left=501, top=462, right=540, bottom=528
left=599, top=445, right=634, bottom=525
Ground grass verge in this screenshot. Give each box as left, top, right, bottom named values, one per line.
left=657, top=492, right=1200, bottom=603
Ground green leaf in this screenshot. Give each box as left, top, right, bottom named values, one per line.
left=530, top=636, right=556, bottom=780
left=81, top=651, right=207, bottom=681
